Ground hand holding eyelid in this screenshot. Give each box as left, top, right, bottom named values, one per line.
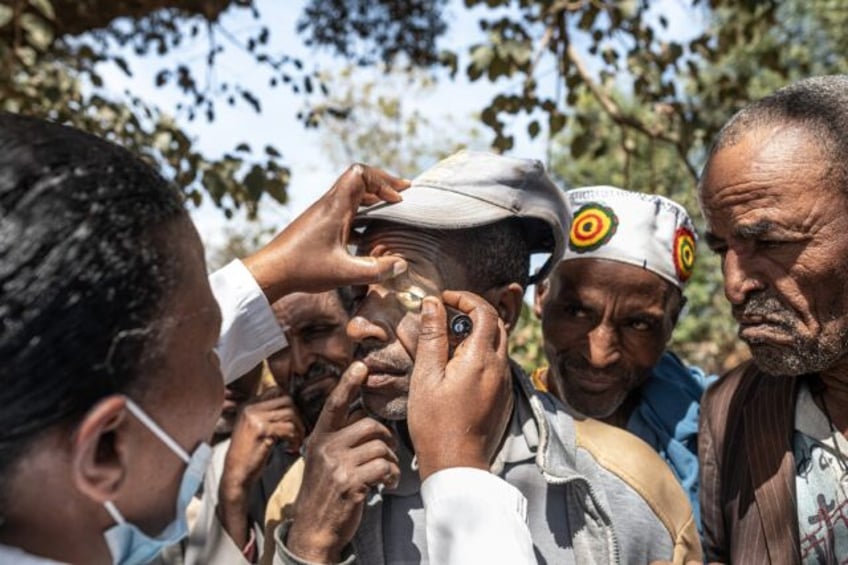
left=242, top=164, right=410, bottom=302
left=387, top=280, right=473, bottom=350
left=407, top=291, right=511, bottom=481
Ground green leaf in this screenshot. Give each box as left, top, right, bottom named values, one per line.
left=469, top=44, right=494, bottom=74
left=14, top=46, right=37, bottom=66
left=243, top=165, right=266, bottom=201
left=264, top=145, right=281, bottom=158
left=578, top=5, right=600, bottom=30
left=439, top=49, right=459, bottom=78
left=0, top=5, right=13, bottom=28
left=20, top=13, right=53, bottom=51
left=570, top=131, right=591, bottom=159
left=487, top=55, right=509, bottom=80
left=527, top=120, right=540, bottom=139
left=264, top=170, right=290, bottom=204
left=203, top=170, right=228, bottom=204
left=235, top=142, right=251, bottom=153
left=241, top=90, right=261, bottom=113
left=549, top=112, right=567, bottom=135
left=187, top=189, right=203, bottom=207
left=28, top=0, right=54, bottom=20
left=492, top=134, right=514, bottom=152
left=113, top=56, right=132, bottom=77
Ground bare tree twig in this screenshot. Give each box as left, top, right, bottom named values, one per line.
left=548, top=0, right=588, bottom=13
left=565, top=42, right=664, bottom=140
left=562, top=33, right=699, bottom=181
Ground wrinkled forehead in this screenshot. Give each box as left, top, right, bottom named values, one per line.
left=356, top=222, right=454, bottom=282
left=701, top=124, right=828, bottom=196
left=699, top=125, right=839, bottom=226
left=358, top=222, right=441, bottom=254
left=549, top=258, right=678, bottom=302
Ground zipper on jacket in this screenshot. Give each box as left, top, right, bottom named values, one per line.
left=526, top=391, right=622, bottom=565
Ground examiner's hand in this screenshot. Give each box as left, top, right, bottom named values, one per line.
left=407, top=291, right=513, bottom=481
left=243, top=164, right=410, bottom=303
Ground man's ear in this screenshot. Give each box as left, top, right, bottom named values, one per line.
left=70, top=395, right=130, bottom=504
left=483, top=282, right=524, bottom=334
left=533, top=279, right=549, bottom=319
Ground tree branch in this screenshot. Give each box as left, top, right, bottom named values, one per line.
left=562, top=38, right=699, bottom=181
left=525, top=24, right=553, bottom=91
left=565, top=42, right=663, bottom=140
left=51, top=0, right=238, bottom=37
left=548, top=0, right=588, bottom=13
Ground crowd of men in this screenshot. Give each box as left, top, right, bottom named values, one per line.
left=0, top=74, right=846, bottom=564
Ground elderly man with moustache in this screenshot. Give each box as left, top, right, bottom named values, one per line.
left=533, top=186, right=716, bottom=526
left=267, top=150, right=701, bottom=565
left=185, top=289, right=356, bottom=564
left=698, top=75, right=848, bottom=564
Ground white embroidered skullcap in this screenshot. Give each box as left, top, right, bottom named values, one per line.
left=562, top=186, right=697, bottom=288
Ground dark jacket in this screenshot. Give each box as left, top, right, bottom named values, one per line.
left=699, top=360, right=801, bottom=564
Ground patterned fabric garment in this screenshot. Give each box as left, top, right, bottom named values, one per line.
left=794, top=382, right=848, bottom=564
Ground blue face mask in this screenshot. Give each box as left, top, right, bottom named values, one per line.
left=102, top=397, right=212, bottom=565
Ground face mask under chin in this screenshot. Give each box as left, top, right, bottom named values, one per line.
left=101, top=397, right=212, bottom=565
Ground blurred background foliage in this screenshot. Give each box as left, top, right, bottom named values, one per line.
left=2, top=0, right=848, bottom=373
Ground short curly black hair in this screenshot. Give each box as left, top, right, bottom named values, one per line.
left=440, top=218, right=531, bottom=292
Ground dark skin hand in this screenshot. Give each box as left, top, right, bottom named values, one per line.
left=286, top=362, right=401, bottom=563
left=243, top=164, right=410, bottom=303
left=407, top=292, right=513, bottom=481
left=217, top=387, right=306, bottom=549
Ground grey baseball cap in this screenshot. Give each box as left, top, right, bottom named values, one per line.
left=354, top=150, right=569, bottom=283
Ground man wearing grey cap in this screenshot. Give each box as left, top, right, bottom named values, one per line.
left=267, top=151, right=701, bottom=564
left=533, top=186, right=717, bottom=528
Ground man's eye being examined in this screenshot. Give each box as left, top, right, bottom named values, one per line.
left=396, top=288, right=425, bottom=312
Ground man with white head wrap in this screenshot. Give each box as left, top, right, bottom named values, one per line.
left=534, top=186, right=716, bottom=526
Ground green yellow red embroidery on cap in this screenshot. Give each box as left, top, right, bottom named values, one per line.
left=673, top=227, right=696, bottom=282
left=569, top=203, right=619, bottom=253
